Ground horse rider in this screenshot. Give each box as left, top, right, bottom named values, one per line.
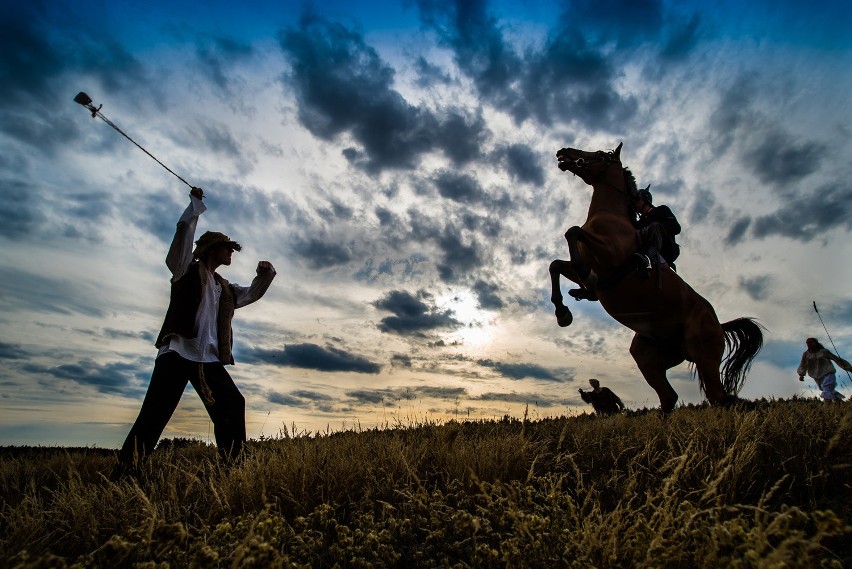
left=569, top=185, right=682, bottom=301
left=633, top=186, right=681, bottom=278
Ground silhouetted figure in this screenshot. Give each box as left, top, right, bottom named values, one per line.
left=798, top=338, right=849, bottom=402
left=579, top=379, right=625, bottom=415
left=633, top=186, right=681, bottom=278
left=116, top=187, right=276, bottom=474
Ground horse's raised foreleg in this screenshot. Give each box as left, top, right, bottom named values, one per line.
left=629, top=334, right=682, bottom=412
left=565, top=226, right=590, bottom=281
left=549, top=259, right=581, bottom=327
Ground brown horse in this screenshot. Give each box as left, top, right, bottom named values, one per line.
left=549, top=143, right=763, bottom=411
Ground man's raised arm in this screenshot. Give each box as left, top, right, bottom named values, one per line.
left=165, top=187, right=207, bottom=279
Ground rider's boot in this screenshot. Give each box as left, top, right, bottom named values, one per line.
left=568, top=287, right=598, bottom=301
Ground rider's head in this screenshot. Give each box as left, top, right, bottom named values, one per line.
left=634, top=186, right=653, bottom=213
left=588, top=378, right=600, bottom=389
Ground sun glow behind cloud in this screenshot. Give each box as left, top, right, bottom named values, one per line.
left=437, top=290, right=499, bottom=349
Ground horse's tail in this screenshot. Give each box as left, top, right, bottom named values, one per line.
left=720, top=317, right=765, bottom=394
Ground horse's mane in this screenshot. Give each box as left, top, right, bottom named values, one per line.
left=623, top=168, right=639, bottom=199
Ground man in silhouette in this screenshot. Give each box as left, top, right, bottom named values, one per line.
left=633, top=186, right=681, bottom=278
left=116, top=187, right=276, bottom=473
left=579, top=379, right=625, bottom=415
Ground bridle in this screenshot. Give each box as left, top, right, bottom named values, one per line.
left=568, top=149, right=618, bottom=170
left=567, top=150, right=635, bottom=200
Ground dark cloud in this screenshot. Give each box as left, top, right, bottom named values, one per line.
left=416, top=0, right=638, bottom=130
left=195, top=35, right=254, bottom=94
left=291, top=389, right=333, bottom=401
left=711, top=79, right=826, bottom=190
left=391, top=354, right=412, bottom=367
left=268, top=391, right=304, bottom=406
left=0, top=179, right=44, bottom=238
left=738, top=275, right=773, bottom=301
left=2, top=2, right=153, bottom=121
left=414, top=56, right=454, bottom=87
left=181, top=121, right=243, bottom=157
left=244, top=343, right=381, bottom=374
left=725, top=216, right=751, bottom=246
left=502, top=143, right=545, bottom=186
left=745, top=132, right=824, bottom=186
left=0, top=342, right=30, bottom=360
left=23, top=358, right=148, bottom=396
left=417, top=0, right=522, bottom=108
left=473, top=280, right=503, bottom=310
left=659, top=14, right=703, bottom=61
left=477, top=359, right=566, bottom=382
left=278, top=12, right=489, bottom=173
left=689, top=191, right=715, bottom=224
left=0, top=3, right=66, bottom=107
left=750, top=183, right=852, bottom=242
left=268, top=388, right=334, bottom=408
left=433, top=170, right=487, bottom=204
left=0, top=266, right=108, bottom=317
left=436, top=227, right=486, bottom=283
left=373, top=289, right=461, bottom=336
left=346, top=388, right=395, bottom=404
left=565, top=0, right=665, bottom=48
left=290, top=236, right=353, bottom=270
left=436, top=111, right=490, bottom=166
left=416, top=386, right=468, bottom=399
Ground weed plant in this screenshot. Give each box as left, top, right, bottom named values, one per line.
left=1, top=398, right=850, bottom=567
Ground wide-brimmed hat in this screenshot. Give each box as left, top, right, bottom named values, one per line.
left=193, top=231, right=241, bottom=259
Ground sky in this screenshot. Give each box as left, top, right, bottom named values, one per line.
left=1, top=0, right=851, bottom=447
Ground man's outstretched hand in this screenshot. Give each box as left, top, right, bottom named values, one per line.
left=190, top=187, right=205, bottom=200
left=257, top=261, right=275, bottom=274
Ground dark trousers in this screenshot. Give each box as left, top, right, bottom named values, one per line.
left=639, top=222, right=665, bottom=256
left=118, top=352, right=246, bottom=465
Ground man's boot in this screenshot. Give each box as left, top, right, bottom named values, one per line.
left=568, top=287, right=598, bottom=301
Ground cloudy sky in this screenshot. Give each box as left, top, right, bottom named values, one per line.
left=1, top=0, right=851, bottom=447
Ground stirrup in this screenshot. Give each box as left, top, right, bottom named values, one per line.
left=635, top=253, right=651, bottom=279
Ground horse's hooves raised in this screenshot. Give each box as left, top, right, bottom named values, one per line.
left=555, top=306, right=573, bottom=327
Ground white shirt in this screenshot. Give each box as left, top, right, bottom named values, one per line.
left=157, top=195, right=276, bottom=363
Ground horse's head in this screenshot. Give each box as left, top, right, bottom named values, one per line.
left=556, top=142, right=624, bottom=187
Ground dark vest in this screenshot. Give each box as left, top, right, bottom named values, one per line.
left=155, top=262, right=237, bottom=364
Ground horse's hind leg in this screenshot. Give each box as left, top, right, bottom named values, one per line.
left=630, top=334, right=681, bottom=412
left=685, top=312, right=727, bottom=405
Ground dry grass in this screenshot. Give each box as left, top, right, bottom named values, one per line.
left=1, top=398, right=850, bottom=567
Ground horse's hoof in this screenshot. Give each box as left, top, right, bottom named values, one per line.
left=555, top=306, right=573, bottom=327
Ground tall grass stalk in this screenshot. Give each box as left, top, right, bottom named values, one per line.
left=1, top=398, right=849, bottom=567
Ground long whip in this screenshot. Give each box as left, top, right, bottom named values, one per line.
left=73, top=92, right=194, bottom=189
left=812, top=301, right=852, bottom=388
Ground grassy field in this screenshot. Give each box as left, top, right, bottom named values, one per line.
left=1, top=398, right=850, bottom=568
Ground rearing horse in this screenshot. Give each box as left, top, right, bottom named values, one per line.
left=549, top=143, right=763, bottom=411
